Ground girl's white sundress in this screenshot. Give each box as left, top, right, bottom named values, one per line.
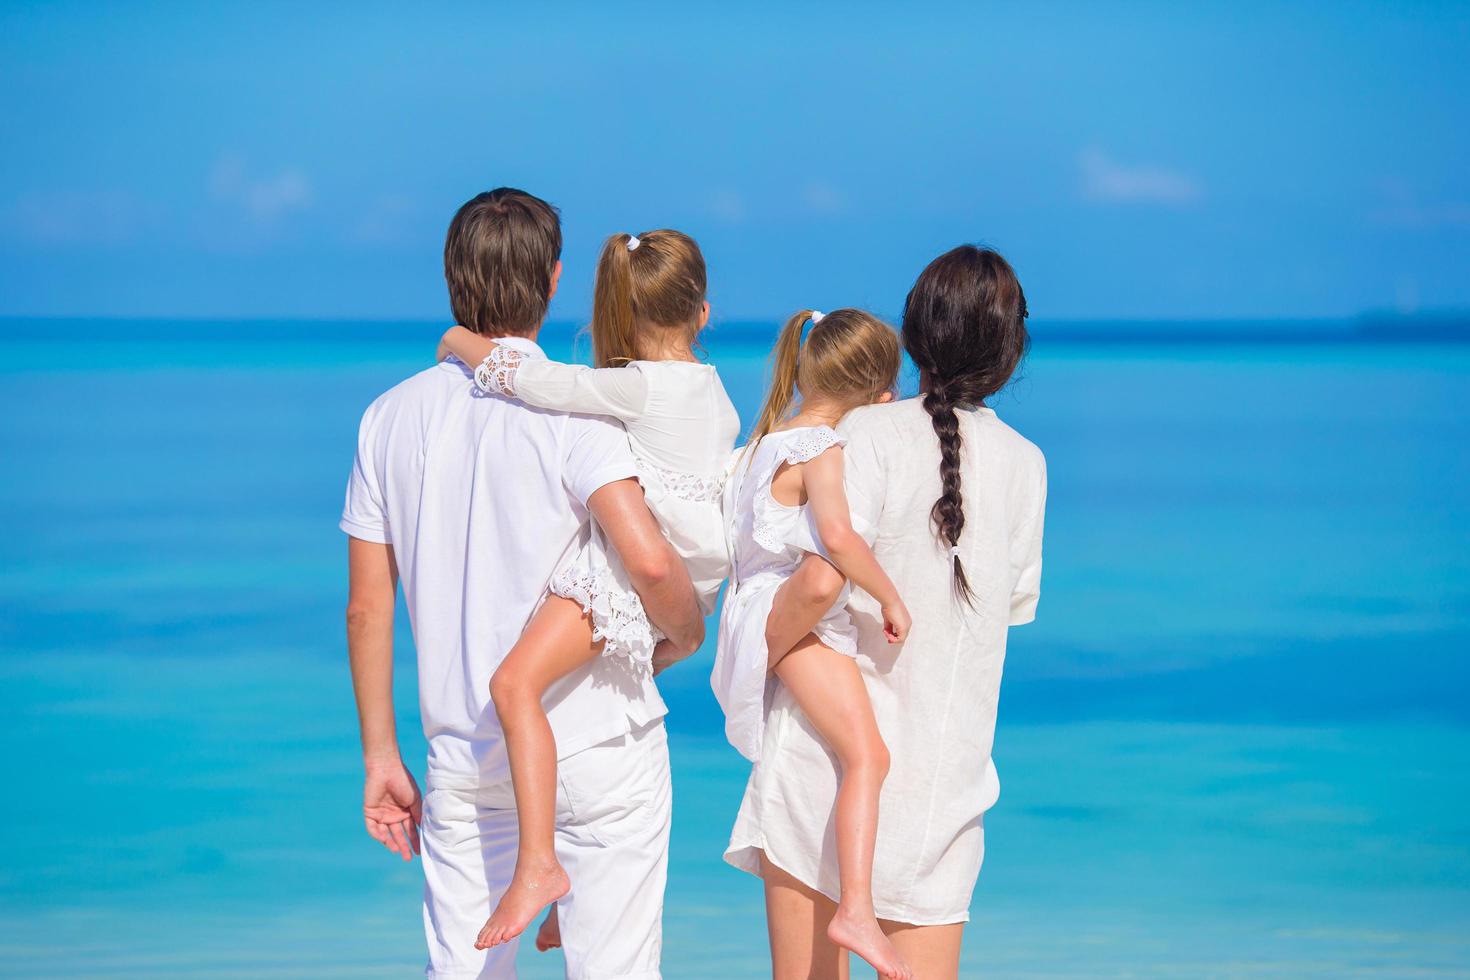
left=711, top=425, right=860, bottom=762
left=474, top=346, right=741, bottom=671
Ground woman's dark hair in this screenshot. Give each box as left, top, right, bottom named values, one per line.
left=901, top=245, right=1029, bottom=603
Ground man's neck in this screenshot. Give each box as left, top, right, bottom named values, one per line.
left=490, top=327, right=540, bottom=343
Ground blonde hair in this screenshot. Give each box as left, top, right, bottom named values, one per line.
left=590, top=229, right=707, bottom=367
left=750, top=308, right=902, bottom=445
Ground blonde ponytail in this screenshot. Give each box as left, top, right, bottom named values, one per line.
left=747, top=307, right=900, bottom=450
left=749, top=310, right=812, bottom=446
left=590, top=233, right=641, bottom=367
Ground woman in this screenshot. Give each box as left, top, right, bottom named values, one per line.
left=724, top=245, right=1047, bottom=979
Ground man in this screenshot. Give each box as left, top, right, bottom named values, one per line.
left=341, top=187, right=703, bottom=979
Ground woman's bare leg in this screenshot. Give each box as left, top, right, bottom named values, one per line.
left=774, top=635, right=911, bottom=980
left=475, top=596, right=603, bottom=950
left=763, top=854, right=850, bottom=980
left=758, top=852, right=852, bottom=980
left=764, top=856, right=962, bottom=980
left=883, top=921, right=964, bottom=980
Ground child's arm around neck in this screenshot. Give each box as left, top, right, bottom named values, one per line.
left=439, top=324, right=504, bottom=367
left=438, top=326, right=649, bottom=423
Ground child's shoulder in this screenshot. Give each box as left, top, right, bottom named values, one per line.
left=772, top=424, right=844, bottom=465
left=640, top=360, right=738, bottom=410
left=633, top=358, right=721, bottom=386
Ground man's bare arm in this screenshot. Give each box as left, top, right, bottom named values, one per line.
left=764, top=555, right=846, bottom=671
left=346, top=537, right=421, bottom=861
left=589, top=478, right=704, bottom=657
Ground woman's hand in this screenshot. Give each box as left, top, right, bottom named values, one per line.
left=882, top=598, right=911, bottom=644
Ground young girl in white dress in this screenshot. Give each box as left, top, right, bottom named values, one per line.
left=437, top=229, right=740, bottom=950
left=714, top=308, right=914, bottom=980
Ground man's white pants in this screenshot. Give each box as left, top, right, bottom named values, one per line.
left=421, top=721, right=671, bottom=980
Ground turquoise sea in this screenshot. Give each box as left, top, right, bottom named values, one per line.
left=2, top=320, right=1468, bottom=978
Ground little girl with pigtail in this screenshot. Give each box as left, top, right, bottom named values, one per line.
left=437, top=229, right=740, bottom=951
left=714, top=309, right=915, bottom=980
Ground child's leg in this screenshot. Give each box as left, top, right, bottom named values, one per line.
left=773, top=634, right=912, bottom=980
left=476, top=595, right=603, bottom=950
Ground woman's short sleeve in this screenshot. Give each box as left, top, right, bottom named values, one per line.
left=1008, top=461, right=1047, bottom=625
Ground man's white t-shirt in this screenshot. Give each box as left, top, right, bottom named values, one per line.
left=340, top=336, right=667, bottom=789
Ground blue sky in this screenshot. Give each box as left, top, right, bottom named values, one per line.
left=2, top=1, right=1467, bottom=321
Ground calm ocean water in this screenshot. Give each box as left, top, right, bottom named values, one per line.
left=1, top=319, right=1467, bottom=978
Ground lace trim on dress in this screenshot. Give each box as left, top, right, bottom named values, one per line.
left=782, top=425, right=843, bottom=464
left=637, top=456, right=725, bottom=503
left=550, top=564, right=664, bottom=673
left=473, top=346, right=524, bottom=397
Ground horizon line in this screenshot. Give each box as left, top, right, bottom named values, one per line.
left=1, top=311, right=1468, bottom=327
left=3, top=314, right=1469, bottom=347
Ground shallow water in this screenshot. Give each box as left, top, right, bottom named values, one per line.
left=1, top=320, right=1467, bottom=977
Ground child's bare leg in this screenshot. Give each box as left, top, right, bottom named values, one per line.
left=774, top=634, right=912, bottom=980
left=766, top=556, right=846, bottom=671
left=475, top=596, right=602, bottom=950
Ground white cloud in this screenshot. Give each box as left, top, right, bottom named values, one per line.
left=1372, top=178, right=1470, bottom=228
left=8, top=190, right=144, bottom=245
left=1080, top=147, right=1201, bottom=206
left=802, top=180, right=847, bottom=215
left=350, top=194, right=422, bottom=245
left=706, top=188, right=746, bottom=223
left=208, top=153, right=313, bottom=224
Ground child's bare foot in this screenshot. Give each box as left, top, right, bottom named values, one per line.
left=474, top=858, right=570, bottom=950
left=827, top=904, right=912, bottom=980
left=534, top=906, right=562, bottom=952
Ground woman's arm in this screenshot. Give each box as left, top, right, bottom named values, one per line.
left=439, top=325, right=648, bottom=421
left=802, top=447, right=911, bottom=642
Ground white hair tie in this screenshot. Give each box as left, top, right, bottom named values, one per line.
left=810, top=310, right=825, bottom=323
left=949, top=544, right=961, bottom=559
left=626, top=235, right=641, bottom=251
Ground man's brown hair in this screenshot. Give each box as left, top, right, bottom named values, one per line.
left=443, top=188, right=562, bottom=337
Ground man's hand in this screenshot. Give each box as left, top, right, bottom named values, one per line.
left=363, top=760, right=423, bottom=861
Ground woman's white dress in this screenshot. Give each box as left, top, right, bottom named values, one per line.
left=724, top=400, right=1047, bottom=925
left=476, top=348, right=740, bottom=671
left=712, top=425, right=860, bottom=762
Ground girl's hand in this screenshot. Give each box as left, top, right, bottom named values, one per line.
left=882, top=599, right=911, bottom=644
left=436, top=327, right=461, bottom=363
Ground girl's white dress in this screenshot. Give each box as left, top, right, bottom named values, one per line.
left=712, top=425, right=860, bottom=762
left=475, top=347, right=740, bottom=671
